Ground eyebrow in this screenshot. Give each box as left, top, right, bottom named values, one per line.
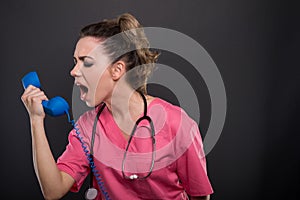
left=73, top=55, right=94, bottom=61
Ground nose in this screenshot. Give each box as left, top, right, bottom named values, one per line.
left=70, top=63, right=81, bottom=77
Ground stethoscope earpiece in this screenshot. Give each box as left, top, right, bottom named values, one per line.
left=85, top=188, right=98, bottom=200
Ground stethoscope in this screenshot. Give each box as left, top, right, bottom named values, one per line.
left=85, top=91, right=156, bottom=200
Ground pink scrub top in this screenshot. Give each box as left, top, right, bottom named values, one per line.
left=57, top=98, right=213, bottom=199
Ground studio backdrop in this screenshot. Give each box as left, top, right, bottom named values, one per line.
left=0, top=0, right=299, bottom=199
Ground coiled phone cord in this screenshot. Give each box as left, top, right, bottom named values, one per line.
left=66, top=110, right=111, bottom=200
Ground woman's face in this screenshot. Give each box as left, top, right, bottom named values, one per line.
left=70, top=36, right=113, bottom=107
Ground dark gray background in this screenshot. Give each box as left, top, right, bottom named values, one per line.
left=1, top=0, right=299, bottom=199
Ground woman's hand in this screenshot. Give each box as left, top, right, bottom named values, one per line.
left=21, top=85, right=48, bottom=120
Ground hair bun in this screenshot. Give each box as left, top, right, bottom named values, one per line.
left=117, top=13, right=141, bottom=32
left=117, top=13, right=144, bottom=48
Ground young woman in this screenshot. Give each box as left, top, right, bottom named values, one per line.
left=21, top=13, right=213, bottom=200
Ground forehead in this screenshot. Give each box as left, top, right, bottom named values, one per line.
left=74, top=36, right=103, bottom=56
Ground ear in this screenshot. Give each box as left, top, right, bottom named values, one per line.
left=110, top=60, right=126, bottom=81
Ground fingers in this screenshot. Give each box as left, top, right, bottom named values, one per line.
left=21, top=85, right=48, bottom=118
left=21, top=85, right=47, bottom=112
left=28, top=91, right=48, bottom=104
left=21, top=85, right=48, bottom=103
left=22, top=85, right=40, bottom=97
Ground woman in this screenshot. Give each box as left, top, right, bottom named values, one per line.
left=21, top=13, right=213, bottom=200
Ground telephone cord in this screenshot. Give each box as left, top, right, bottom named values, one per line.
left=67, top=111, right=111, bottom=200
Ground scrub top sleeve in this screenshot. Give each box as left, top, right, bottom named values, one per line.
left=57, top=129, right=90, bottom=192
left=176, top=123, right=213, bottom=196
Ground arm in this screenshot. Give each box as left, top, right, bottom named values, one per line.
left=21, top=85, right=75, bottom=200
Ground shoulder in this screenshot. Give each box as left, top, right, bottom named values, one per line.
left=150, top=97, right=181, bottom=114
left=150, top=97, right=200, bottom=156
left=150, top=97, right=197, bottom=132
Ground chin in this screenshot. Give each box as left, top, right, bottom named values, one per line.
left=85, top=99, right=103, bottom=108
left=84, top=100, right=95, bottom=108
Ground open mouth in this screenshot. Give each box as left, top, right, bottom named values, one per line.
left=79, top=85, right=88, bottom=101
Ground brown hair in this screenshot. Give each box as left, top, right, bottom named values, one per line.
left=79, top=13, right=160, bottom=94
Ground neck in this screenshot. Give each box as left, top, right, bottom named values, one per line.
left=104, top=86, right=146, bottom=135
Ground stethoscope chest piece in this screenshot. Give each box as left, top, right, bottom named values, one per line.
left=85, top=187, right=98, bottom=200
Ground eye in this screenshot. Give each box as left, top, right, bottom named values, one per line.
left=83, top=61, right=93, bottom=67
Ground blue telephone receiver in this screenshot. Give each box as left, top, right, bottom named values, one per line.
left=22, top=71, right=70, bottom=117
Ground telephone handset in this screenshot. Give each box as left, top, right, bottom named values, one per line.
left=21, top=71, right=70, bottom=117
